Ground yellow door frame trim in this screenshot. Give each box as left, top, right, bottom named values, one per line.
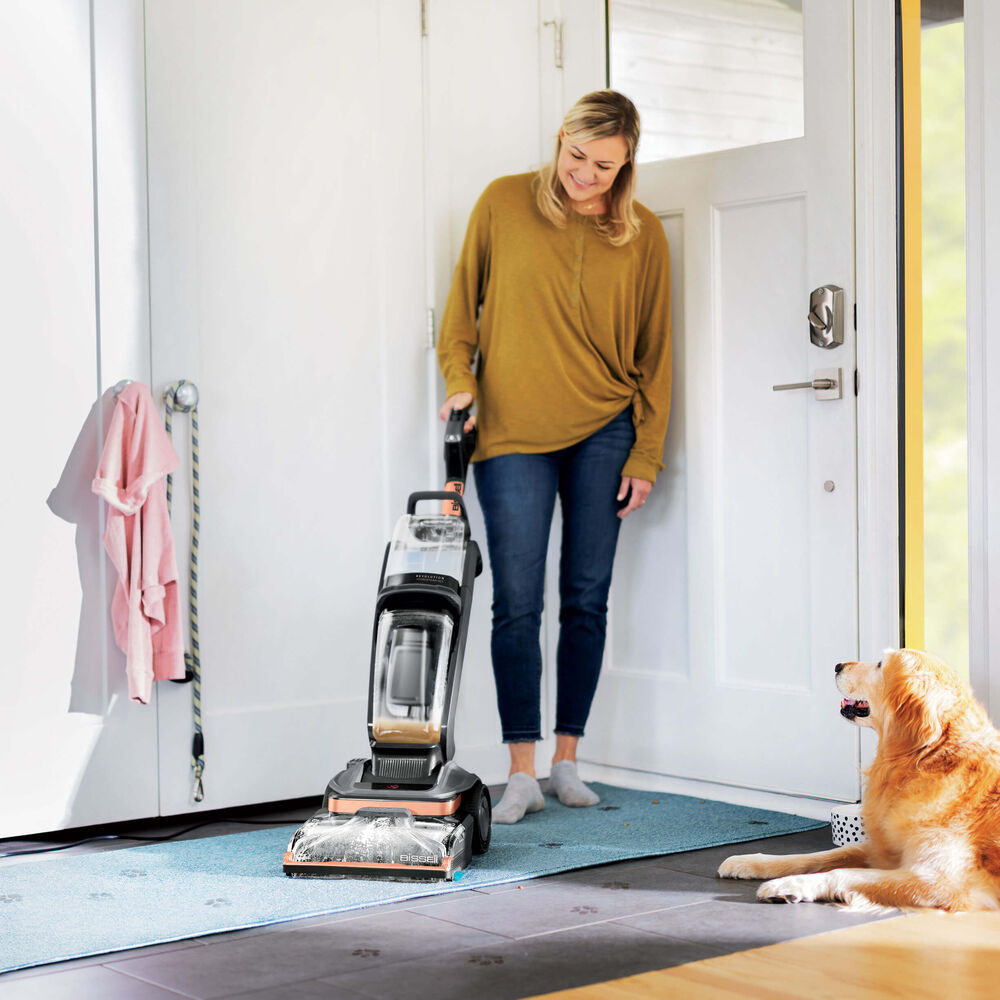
left=900, top=0, right=924, bottom=650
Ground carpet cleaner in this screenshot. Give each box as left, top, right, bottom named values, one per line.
left=283, top=409, right=491, bottom=880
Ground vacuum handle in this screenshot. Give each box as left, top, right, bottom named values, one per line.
left=444, top=408, right=476, bottom=487
left=407, top=490, right=468, bottom=522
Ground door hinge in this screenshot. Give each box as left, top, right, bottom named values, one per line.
left=421, top=0, right=428, bottom=37
left=853, top=301, right=857, bottom=330
left=543, top=18, right=564, bottom=69
left=426, top=307, right=436, bottom=348
left=854, top=369, right=859, bottom=396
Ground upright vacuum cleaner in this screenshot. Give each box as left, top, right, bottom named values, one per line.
left=283, top=410, right=492, bottom=881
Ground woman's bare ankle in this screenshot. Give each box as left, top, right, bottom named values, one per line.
left=551, top=733, right=580, bottom=766
left=507, top=741, right=537, bottom=777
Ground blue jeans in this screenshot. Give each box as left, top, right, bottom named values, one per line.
left=472, top=407, right=635, bottom=742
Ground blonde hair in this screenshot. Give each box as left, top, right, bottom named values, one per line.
left=534, top=89, right=641, bottom=247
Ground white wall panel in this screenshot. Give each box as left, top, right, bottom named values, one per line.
left=966, top=0, right=1000, bottom=720
left=0, top=0, right=157, bottom=836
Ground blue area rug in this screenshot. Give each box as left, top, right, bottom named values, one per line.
left=0, top=784, right=825, bottom=972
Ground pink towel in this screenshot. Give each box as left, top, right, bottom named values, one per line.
left=92, top=382, right=186, bottom=703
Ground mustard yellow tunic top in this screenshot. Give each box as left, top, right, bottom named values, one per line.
left=437, top=171, right=672, bottom=483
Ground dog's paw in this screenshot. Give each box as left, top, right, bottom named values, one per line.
left=757, top=875, right=821, bottom=904
left=718, top=853, right=770, bottom=880
left=837, top=890, right=897, bottom=914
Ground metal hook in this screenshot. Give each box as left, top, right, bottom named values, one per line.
left=164, top=379, right=200, bottom=412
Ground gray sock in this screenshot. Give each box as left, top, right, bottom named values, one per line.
left=492, top=772, right=545, bottom=824
left=548, top=760, right=600, bottom=807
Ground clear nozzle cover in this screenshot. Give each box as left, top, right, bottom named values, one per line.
left=287, top=809, right=465, bottom=871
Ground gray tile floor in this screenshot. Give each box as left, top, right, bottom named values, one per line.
left=0, top=793, right=896, bottom=1000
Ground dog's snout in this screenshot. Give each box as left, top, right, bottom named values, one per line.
left=835, top=662, right=845, bottom=674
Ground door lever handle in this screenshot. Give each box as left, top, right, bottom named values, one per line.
left=772, top=368, right=843, bottom=400
left=773, top=377, right=837, bottom=391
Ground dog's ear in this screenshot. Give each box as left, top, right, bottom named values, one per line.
left=883, top=650, right=951, bottom=748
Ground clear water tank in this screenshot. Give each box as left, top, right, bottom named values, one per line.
left=370, top=609, right=454, bottom=746
left=383, top=514, right=466, bottom=584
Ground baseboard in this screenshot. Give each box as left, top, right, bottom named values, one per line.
left=575, top=761, right=848, bottom=822
left=456, top=744, right=845, bottom=823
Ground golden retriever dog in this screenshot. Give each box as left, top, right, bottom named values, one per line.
left=718, top=648, right=1000, bottom=911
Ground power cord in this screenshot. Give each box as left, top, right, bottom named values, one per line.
left=0, top=817, right=307, bottom=860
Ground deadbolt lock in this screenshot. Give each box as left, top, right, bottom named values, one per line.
left=808, top=285, right=844, bottom=349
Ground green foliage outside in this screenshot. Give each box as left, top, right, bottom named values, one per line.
left=921, top=21, right=968, bottom=678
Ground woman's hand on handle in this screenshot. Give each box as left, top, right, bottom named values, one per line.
left=440, top=392, right=476, bottom=432
left=617, top=476, right=652, bottom=519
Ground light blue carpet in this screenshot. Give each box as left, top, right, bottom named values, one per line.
left=0, top=784, right=826, bottom=972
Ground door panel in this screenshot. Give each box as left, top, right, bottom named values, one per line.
left=144, top=0, right=429, bottom=814
left=717, top=191, right=811, bottom=691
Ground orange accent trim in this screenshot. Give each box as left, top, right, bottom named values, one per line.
left=326, top=794, right=461, bottom=816
left=442, top=480, right=465, bottom=516
left=284, top=851, right=454, bottom=873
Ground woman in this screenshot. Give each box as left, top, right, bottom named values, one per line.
left=437, top=90, right=671, bottom=823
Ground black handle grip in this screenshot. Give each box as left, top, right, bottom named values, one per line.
left=445, top=407, right=468, bottom=442
left=407, top=491, right=468, bottom=520
left=444, top=408, right=476, bottom=486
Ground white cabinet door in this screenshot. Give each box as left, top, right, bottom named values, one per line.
left=144, top=0, right=430, bottom=814
left=424, top=0, right=608, bottom=783
left=424, top=0, right=555, bottom=782
left=586, top=0, right=860, bottom=801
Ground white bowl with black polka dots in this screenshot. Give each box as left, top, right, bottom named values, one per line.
left=830, top=803, right=865, bottom=845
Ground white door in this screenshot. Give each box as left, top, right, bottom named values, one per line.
left=143, top=1, right=429, bottom=814
left=586, top=0, right=860, bottom=801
